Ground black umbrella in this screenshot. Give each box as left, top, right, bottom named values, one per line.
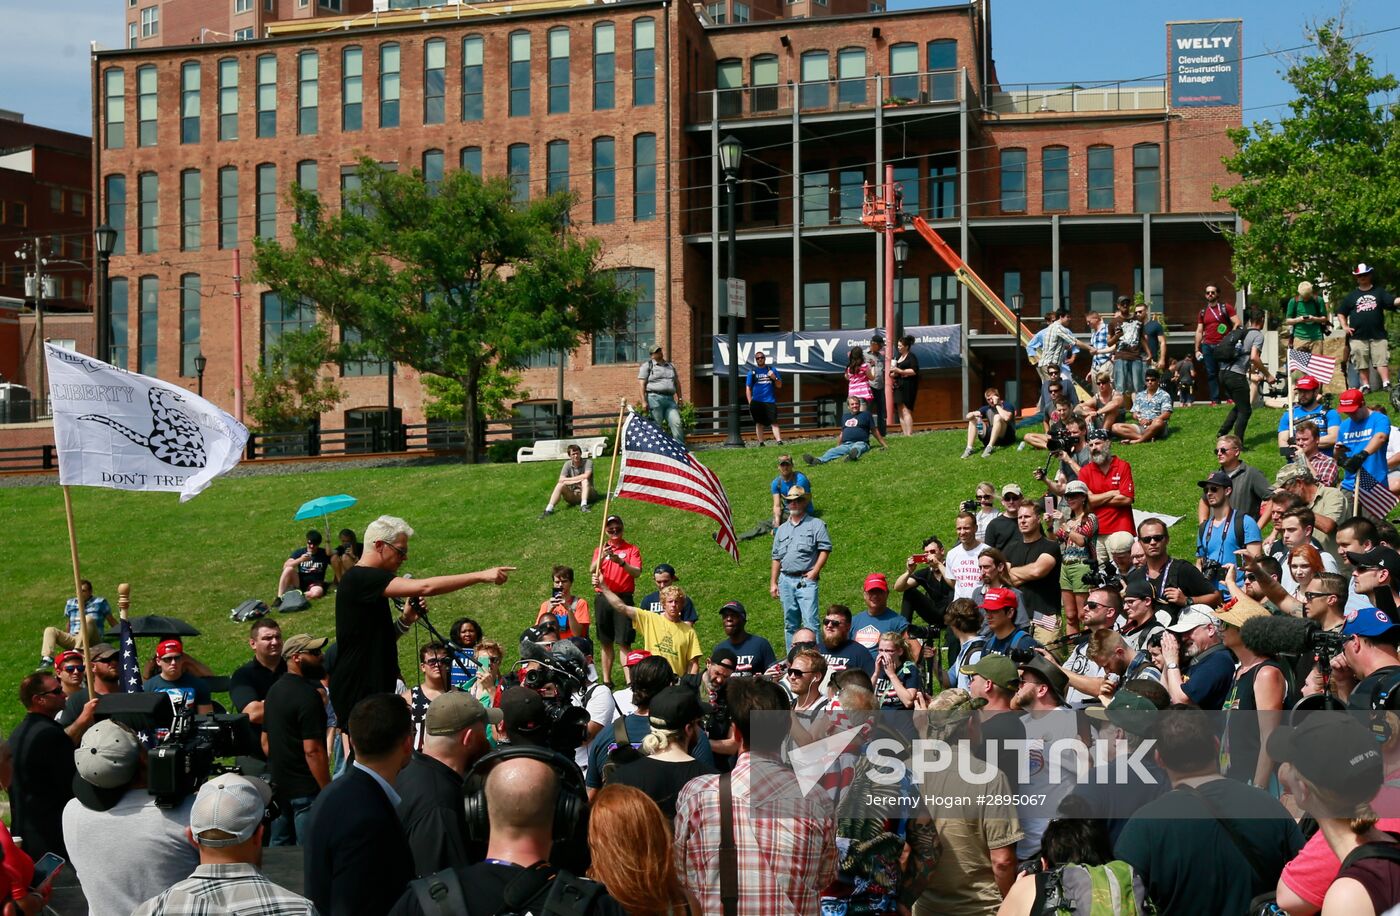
left=125, top=615, right=201, bottom=638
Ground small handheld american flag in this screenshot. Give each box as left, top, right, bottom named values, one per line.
left=614, top=411, right=739, bottom=561
left=1356, top=468, right=1399, bottom=520
left=1287, top=349, right=1338, bottom=386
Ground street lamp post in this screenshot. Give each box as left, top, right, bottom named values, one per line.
left=1010, top=292, right=1024, bottom=408
left=94, top=224, right=117, bottom=364
left=893, top=238, right=910, bottom=339
left=718, top=134, right=744, bottom=448
left=194, top=352, right=207, bottom=398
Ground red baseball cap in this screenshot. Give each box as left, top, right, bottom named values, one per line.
left=980, top=588, right=1018, bottom=611
left=1339, top=389, right=1365, bottom=413
left=1295, top=375, right=1319, bottom=391
left=624, top=649, right=652, bottom=667
left=863, top=573, right=889, bottom=593
left=56, top=650, right=83, bottom=667
left=157, top=639, right=184, bottom=658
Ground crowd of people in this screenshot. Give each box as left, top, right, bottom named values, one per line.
left=8, top=274, right=1400, bottom=915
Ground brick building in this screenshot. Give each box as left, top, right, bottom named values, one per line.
left=84, top=0, right=1241, bottom=444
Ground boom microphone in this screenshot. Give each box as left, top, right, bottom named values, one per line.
left=1241, top=614, right=1318, bottom=657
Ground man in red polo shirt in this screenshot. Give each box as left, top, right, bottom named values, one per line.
left=590, top=514, right=643, bottom=688
left=1075, top=429, right=1135, bottom=535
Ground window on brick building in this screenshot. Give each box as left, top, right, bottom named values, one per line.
left=733, top=3, right=750, bottom=22
left=546, top=140, right=570, bottom=196
left=297, top=51, right=318, bottom=135
left=342, top=47, right=363, bottom=131
left=929, top=273, right=958, bottom=325
left=380, top=43, right=401, bottom=128
left=234, top=29, right=254, bottom=41
left=1039, top=269, right=1069, bottom=315
left=927, top=39, right=957, bottom=101
left=593, top=24, right=614, bottom=110
left=140, top=6, right=158, bottom=38
left=181, top=62, right=201, bottom=143
left=422, top=149, right=444, bottom=194
left=800, top=51, right=829, bottom=110
left=838, top=166, right=864, bottom=223
left=218, top=58, right=239, bottom=140
left=1000, top=148, right=1026, bottom=212
left=181, top=169, right=201, bottom=251
left=296, top=160, right=318, bottom=224
left=509, top=31, right=530, bottom=117
left=1133, top=266, right=1164, bottom=310
left=423, top=39, right=446, bottom=124
left=839, top=279, right=866, bottom=329
left=508, top=143, right=530, bottom=204
left=1133, top=143, right=1160, bottom=214
left=751, top=55, right=778, bottom=112
left=706, top=3, right=726, bottom=25
left=138, top=276, right=158, bottom=375
left=461, top=36, right=483, bottom=121
left=105, top=175, right=126, bottom=255
left=801, top=170, right=829, bottom=226
left=257, top=164, right=277, bottom=240
left=716, top=59, right=741, bottom=117
left=254, top=55, right=276, bottom=137
left=836, top=48, right=865, bottom=107
left=341, top=326, right=388, bottom=377
left=896, top=275, right=919, bottom=328
left=340, top=170, right=363, bottom=216
left=1086, top=284, right=1115, bottom=313
left=889, top=43, right=917, bottom=101
left=180, top=275, right=201, bottom=377
left=1042, top=145, right=1069, bottom=211
left=138, top=172, right=158, bottom=253
left=261, top=292, right=317, bottom=368
left=633, top=133, right=656, bottom=222
left=235, top=0, right=252, bottom=12
left=104, top=69, right=125, bottom=149
left=548, top=28, right=570, bottom=114
left=1087, top=145, right=1113, bottom=210
left=802, top=281, right=830, bottom=331
left=460, top=146, right=482, bottom=178
left=129, top=23, right=138, bottom=49
left=893, top=162, right=919, bottom=215
left=219, top=166, right=239, bottom=249
left=633, top=19, right=655, bottom=106
left=137, top=65, right=157, bottom=146
left=109, top=277, right=129, bottom=367
left=593, top=268, right=654, bottom=365
left=592, top=137, right=615, bottom=225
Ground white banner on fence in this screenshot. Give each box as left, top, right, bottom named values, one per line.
left=44, top=342, right=248, bottom=502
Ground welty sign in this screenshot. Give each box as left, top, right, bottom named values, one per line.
left=711, top=325, right=961, bottom=375
left=1168, top=20, right=1242, bottom=108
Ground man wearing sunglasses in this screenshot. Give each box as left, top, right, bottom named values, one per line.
left=1303, top=605, right=1400, bottom=712
left=1197, top=471, right=1263, bottom=598
left=58, top=642, right=120, bottom=742
left=984, top=483, right=1024, bottom=553
left=264, top=633, right=332, bottom=847
left=143, top=638, right=214, bottom=715
left=10, top=672, right=74, bottom=862
left=332, top=513, right=514, bottom=729
left=1197, top=435, right=1273, bottom=524
left=817, top=605, right=875, bottom=677
left=1126, top=518, right=1219, bottom=615
left=1193, top=284, right=1239, bottom=405
left=1346, top=545, right=1400, bottom=614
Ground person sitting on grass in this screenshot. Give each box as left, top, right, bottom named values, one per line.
left=1022, top=397, right=1074, bottom=452
left=330, top=529, right=363, bottom=583
left=1111, top=368, right=1174, bottom=444
left=277, top=530, right=331, bottom=605
left=803, top=396, right=879, bottom=466
left=963, top=387, right=1017, bottom=459
left=540, top=443, right=594, bottom=518
left=1075, top=373, right=1125, bottom=433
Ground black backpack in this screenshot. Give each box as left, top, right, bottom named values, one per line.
left=229, top=599, right=269, bottom=622
left=1213, top=325, right=1248, bottom=363
left=277, top=589, right=311, bottom=613
left=410, top=864, right=604, bottom=916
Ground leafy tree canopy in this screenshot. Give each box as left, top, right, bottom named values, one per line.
left=253, top=158, right=635, bottom=461
left=1215, top=20, right=1400, bottom=304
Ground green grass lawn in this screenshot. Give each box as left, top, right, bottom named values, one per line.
left=0, top=402, right=1300, bottom=734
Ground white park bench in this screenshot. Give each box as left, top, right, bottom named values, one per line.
left=516, top=436, right=609, bottom=463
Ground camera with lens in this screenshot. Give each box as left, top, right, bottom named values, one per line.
left=96, top=693, right=257, bottom=807
left=906, top=624, right=937, bottom=640
left=518, top=639, right=592, bottom=754
left=1046, top=430, right=1074, bottom=456
left=1305, top=627, right=1347, bottom=671
left=960, top=499, right=978, bottom=514
left=1008, top=646, right=1039, bottom=664
left=1200, top=559, right=1225, bottom=583
left=1084, top=567, right=1120, bottom=591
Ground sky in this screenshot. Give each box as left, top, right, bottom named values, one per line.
left=1, top=0, right=1398, bottom=136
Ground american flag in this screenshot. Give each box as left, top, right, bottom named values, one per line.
left=118, top=617, right=143, bottom=693
left=1288, top=349, right=1338, bottom=386
left=615, top=411, right=739, bottom=561
left=1357, top=468, right=1399, bottom=519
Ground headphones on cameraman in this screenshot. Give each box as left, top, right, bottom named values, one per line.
left=463, top=744, right=587, bottom=844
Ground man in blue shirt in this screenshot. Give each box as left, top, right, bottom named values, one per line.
left=737, top=454, right=815, bottom=542
left=803, top=396, right=875, bottom=465
left=1136, top=302, right=1167, bottom=373
left=849, top=573, right=909, bottom=652
left=1337, top=388, right=1391, bottom=494
left=638, top=563, right=698, bottom=624
left=40, top=578, right=116, bottom=667
left=1197, top=470, right=1262, bottom=596
left=745, top=351, right=783, bottom=446
left=1159, top=605, right=1235, bottom=709
left=817, top=605, right=876, bottom=676
left=770, top=486, right=831, bottom=647
left=1277, top=375, right=1340, bottom=456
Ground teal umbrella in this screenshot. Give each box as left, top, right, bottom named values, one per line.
left=294, top=494, right=358, bottom=534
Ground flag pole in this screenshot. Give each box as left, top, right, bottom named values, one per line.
left=61, top=486, right=94, bottom=696
left=1356, top=477, right=1363, bottom=518
left=1286, top=353, right=1296, bottom=445
left=595, top=399, right=629, bottom=564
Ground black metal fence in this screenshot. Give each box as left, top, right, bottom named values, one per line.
left=0, top=398, right=855, bottom=471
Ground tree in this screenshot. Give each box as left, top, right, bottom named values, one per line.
left=253, top=159, right=636, bottom=463
left=246, top=326, right=343, bottom=433
left=1214, top=20, right=1400, bottom=304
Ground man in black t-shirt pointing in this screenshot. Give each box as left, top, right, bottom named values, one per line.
left=329, top=514, right=515, bottom=727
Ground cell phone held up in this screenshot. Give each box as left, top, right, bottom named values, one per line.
left=551, top=586, right=564, bottom=603
left=30, top=852, right=64, bottom=890
left=910, top=553, right=929, bottom=565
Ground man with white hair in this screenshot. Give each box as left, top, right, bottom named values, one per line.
left=132, top=774, right=315, bottom=914
left=329, top=513, right=516, bottom=728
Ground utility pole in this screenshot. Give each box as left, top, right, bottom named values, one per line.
left=17, top=237, right=48, bottom=415
left=232, top=249, right=244, bottom=423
